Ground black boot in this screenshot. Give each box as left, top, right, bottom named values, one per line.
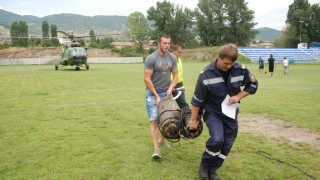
left=209, top=172, right=218, bottom=180
left=198, top=162, right=209, bottom=180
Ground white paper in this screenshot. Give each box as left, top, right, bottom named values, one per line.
left=221, top=95, right=240, bottom=119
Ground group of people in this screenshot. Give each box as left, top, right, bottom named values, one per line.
left=144, top=34, right=258, bottom=180
left=259, top=54, right=290, bottom=77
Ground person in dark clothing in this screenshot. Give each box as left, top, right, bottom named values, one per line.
left=189, top=44, right=258, bottom=180
left=266, top=54, right=276, bottom=78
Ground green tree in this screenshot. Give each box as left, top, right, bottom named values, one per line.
left=195, top=0, right=257, bottom=46
left=307, top=3, right=320, bottom=42
left=18, top=21, right=28, bottom=47
left=50, top=24, right=59, bottom=46
left=284, top=0, right=320, bottom=45
left=89, top=30, right=96, bottom=42
left=195, top=0, right=227, bottom=46
left=125, top=11, right=150, bottom=52
left=224, top=0, right=257, bottom=46
left=42, top=21, right=49, bottom=38
left=10, top=21, right=19, bottom=46
left=147, top=0, right=196, bottom=47
left=99, top=37, right=114, bottom=49
left=10, top=21, right=28, bottom=47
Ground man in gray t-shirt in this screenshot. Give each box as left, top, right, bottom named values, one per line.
left=144, top=34, right=178, bottom=159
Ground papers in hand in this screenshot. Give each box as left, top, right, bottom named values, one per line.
left=221, top=95, right=240, bottom=119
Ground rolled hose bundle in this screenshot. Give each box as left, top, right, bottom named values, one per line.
left=157, top=99, right=203, bottom=142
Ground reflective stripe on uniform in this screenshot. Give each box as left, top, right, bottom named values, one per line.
left=251, top=84, right=257, bottom=89
left=231, top=75, right=244, bottom=83
left=193, top=95, right=204, bottom=103
left=203, top=77, right=224, bottom=85
left=205, top=148, right=226, bottom=160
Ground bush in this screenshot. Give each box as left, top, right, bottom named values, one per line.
left=0, top=42, right=11, bottom=49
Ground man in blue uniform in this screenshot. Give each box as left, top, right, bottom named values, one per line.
left=189, top=44, right=258, bottom=180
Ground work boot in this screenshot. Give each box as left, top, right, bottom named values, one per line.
left=209, top=172, right=218, bottom=180
left=198, top=162, right=209, bottom=180
left=158, top=140, right=171, bottom=148
left=152, top=149, right=161, bottom=159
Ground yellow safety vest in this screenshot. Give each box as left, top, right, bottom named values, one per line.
left=171, top=57, right=184, bottom=83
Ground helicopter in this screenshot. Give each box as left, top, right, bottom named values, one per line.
left=55, top=31, right=89, bottom=71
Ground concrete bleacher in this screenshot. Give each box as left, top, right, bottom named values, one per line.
left=238, top=47, right=320, bottom=63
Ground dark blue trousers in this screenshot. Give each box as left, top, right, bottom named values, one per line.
left=202, top=110, right=238, bottom=173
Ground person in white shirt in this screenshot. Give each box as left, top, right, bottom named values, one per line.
left=282, top=56, right=289, bottom=75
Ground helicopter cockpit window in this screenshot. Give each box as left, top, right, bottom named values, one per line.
left=66, top=48, right=87, bottom=57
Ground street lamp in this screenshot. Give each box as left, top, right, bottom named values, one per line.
left=299, top=20, right=304, bottom=44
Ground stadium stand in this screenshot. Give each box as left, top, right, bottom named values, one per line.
left=238, top=47, right=320, bottom=63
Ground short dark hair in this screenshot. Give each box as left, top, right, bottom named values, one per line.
left=172, top=44, right=182, bottom=51
left=158, top=34, right=170, bottom=43
left=218, top=43, right=238, bottom=62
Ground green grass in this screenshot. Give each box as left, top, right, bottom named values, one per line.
left=0, top=62, right=319, bottom=179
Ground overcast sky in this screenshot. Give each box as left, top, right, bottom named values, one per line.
left=0, top=0, right=319, bottom=30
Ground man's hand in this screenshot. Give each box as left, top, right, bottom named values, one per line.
left=155, top=96, right=161, bottom=106
left=228, top=91, right=250, bottom=106
left=166, top=89, right=173, bottom=99
left=189, top=118, right=199, bottom=130
left=228, top=95, right=241, bottom=105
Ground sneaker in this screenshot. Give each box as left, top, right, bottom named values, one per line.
left=209, top=172, right=219, bottom=180
left=152, top=149, right=161, bottom=159
left=198, top=162, right=209, bottom=180
left=158, top=140, right=171, bottom=148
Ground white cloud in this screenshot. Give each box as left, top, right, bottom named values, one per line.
left=0, top=5, right=3, bottom=9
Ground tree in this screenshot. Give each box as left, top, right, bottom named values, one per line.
left=10, top=21, right=19, bottom=46
left=125, top=11, right=150, bottom=52
left=42, top=21, right=49, bottom=38
left=18, top=21, right=28, bottom=47
left=195, top=0, right=257, bottom=46
left=195, top=0, right=227, bottom=46
left=89, top=30, right=96, bottom=42
left=284, top=0, right=320, bottom=45
left=10, top=21, right=28, bottom=47
left=99, top=37, right=114, bottom=49
left=50, top=24, right=59, bottom=46
left=147, top=0, right=196, bottom=47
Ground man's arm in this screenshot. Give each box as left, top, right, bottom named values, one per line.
left=144, top=69, right=160, bottom=105
left=167, top=68, right=178, bottom=99
left=189, top=105, right=200, bottom=130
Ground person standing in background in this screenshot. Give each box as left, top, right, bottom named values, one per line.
left=258, top=57, right=266, bottom=74
left=171, top=44, right=190, bottom=109
left=282, top=56, right=289, bottom=75
left=266, top=54, right=276, bottom=78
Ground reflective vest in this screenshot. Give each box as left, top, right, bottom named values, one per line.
left=171, top=57, right=184, bottom=83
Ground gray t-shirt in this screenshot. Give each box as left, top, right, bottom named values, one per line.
left=144, top=51, right=178, bottom=92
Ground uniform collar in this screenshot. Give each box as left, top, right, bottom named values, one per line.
left=207, top=59, right=240, bottom=73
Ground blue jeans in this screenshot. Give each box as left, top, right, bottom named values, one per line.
left=146, top=89, right=167, bottom=121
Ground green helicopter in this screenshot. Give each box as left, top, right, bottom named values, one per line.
left=55, top=32, right=89, bottom=71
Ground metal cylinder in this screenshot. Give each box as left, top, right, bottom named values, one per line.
left=184, top=115, right=202, bottom=138
left=157, top=99, right=180, bottom=139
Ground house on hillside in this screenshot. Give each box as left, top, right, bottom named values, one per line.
left=111, top=42, right=135, bottom=49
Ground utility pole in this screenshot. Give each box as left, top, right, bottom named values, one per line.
left=299, top=21, right=304, bottom=44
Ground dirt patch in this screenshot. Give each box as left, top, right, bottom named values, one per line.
left=238, top=114, right=320, bottom=149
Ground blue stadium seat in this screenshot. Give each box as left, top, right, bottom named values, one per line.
left=238, top=47, right=320, bottom=63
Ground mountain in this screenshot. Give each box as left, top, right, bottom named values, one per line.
left=254, top=27, right=281, bottom=42
left=0, top=9, right=128, bottom=35
left=1, top=9, right=281, bottom=41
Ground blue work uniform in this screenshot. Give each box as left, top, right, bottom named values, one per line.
left=191, top=60, right=258, bottom=173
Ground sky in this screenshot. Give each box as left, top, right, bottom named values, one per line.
left=0, top=0, right=319, bottom=31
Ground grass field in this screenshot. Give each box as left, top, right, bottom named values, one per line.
left=0, top=62, right=319, bottom=179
